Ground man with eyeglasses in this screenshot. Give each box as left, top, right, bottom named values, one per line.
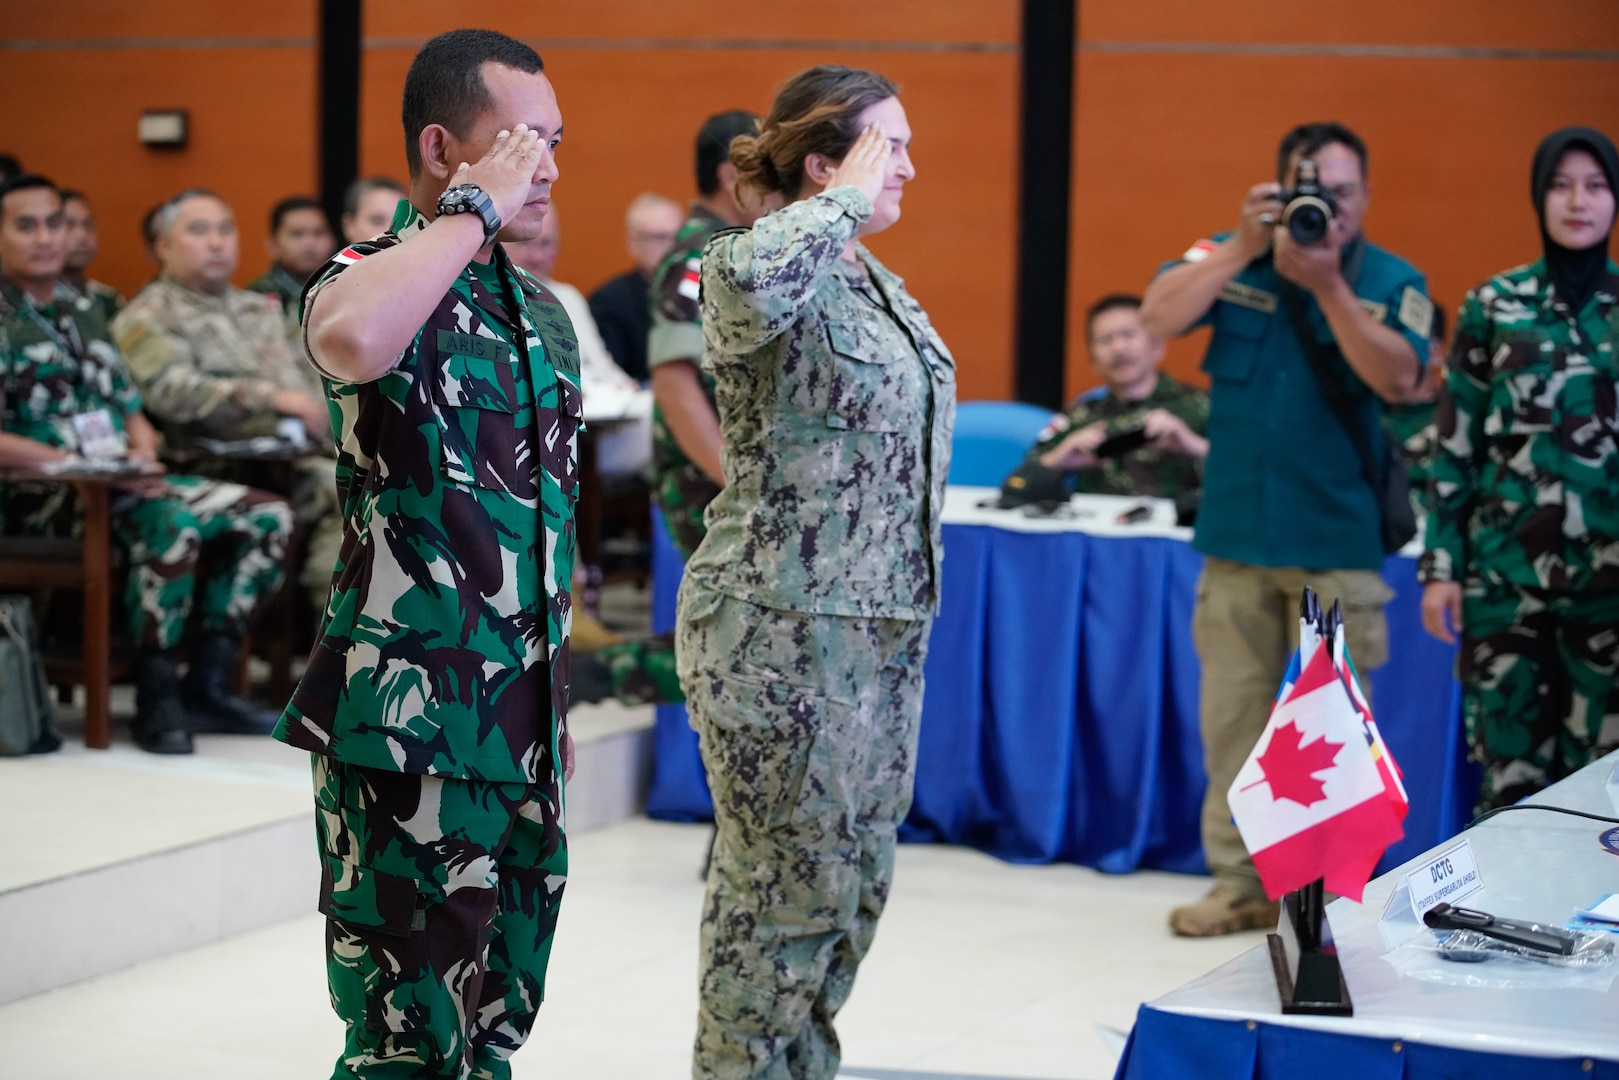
left=1140, top=121, right=1433, bottom=937
left=587, top=192, right=682, bottom=382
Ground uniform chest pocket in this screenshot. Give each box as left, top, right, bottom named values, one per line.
left=432, top=351, right=535, bottom=496
left=1487, top=337, right=1560, bottom=434
left=824, top=319, right=914, bottom=433
left=1201, top=301, right=1272, bottom=385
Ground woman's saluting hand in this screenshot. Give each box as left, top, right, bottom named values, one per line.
left=824, top=124, right=892, bottom=207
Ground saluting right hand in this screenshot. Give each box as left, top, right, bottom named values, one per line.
left=1235, top=182, right=1284, bottom=260
left=824, top=125, right=892, bottom=207
left=451, top=124, right=546, bottom=231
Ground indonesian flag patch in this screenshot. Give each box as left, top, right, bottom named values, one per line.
left=678, top=256, right=701, bottom=300
left=1182, top=239, right=1218, bottom=263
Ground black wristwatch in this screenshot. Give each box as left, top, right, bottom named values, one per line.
left=436, top=183, right=502, bottom=243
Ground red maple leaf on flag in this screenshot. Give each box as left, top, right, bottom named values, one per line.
left=1253, top=721, right=1342, bottom=806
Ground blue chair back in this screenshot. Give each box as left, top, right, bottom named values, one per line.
left=948, top=400, right=1058, bottom=487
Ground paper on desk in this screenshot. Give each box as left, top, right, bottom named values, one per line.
left=1575, top=894, right=1619, bottom=923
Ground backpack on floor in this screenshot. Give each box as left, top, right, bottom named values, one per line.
left=0, top=594, right=60, bottom=755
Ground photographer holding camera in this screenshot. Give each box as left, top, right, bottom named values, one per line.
left=1140, top=122, right=1432, bottom=937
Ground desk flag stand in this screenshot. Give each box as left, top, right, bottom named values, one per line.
left=1266, top=589, right=1353, bottom=1016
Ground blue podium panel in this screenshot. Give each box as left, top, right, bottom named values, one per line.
left=645, top=493, right=1476, bottom=876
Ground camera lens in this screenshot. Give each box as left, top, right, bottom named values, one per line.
left=1282, top=195, right=1333, bottom=245
left=1288, top=205, right=1328, bottom=244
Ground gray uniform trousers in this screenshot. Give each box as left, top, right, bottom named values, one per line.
left=676, top=578, right=931, bottom=1080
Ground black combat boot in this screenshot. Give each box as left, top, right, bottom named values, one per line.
left=133, top=649, right=193, bottom=754
left=181, top=632, right=276, bottom=735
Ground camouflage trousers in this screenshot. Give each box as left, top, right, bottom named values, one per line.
left=1460, top=578, right=1619, bottom=812
left=594, top=633, right=685, bottom=705
left=676, top=579, right=931, bottom=1080
left=113, top=474, right=290, bottom=649
left=656, top=461, right=720, bottom=560
left=1, top=473, right=289, bottom=650
left=195, top=454, right=343, bottom=604
left=312, top=755, right=568, bottom=1080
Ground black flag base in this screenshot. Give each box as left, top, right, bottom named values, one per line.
left=1266, top=879, right=1353, bottom=1016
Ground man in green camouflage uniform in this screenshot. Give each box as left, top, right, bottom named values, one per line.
left=112, top=189, right=343, bottom=615
left=1421, top=148, right=1619, bottom=810
left=571, top=111, right=771, bottom=710
left=59, top=190, right=123, bottom=324
left=272, top=31, right=579, bottom=1079
left=247, top=194, right=336, bottom=350
left=1013, top=293, right=1208, bottom=500
left=678, top=86, right=956, bottom=1079
left=0, top=175, right=292, bottom=755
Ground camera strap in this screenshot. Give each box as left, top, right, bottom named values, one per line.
left=1281, top=284, right=1380, bottom=482
left=1279, top=273, right=1417, bottom=553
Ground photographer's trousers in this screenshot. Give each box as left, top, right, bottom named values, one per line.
left=677, top=580, right=931, bottom=1080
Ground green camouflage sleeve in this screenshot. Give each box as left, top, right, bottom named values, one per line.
left=1171, top=385, right=1210, bottom=436
left=700, top=187, right=871, bottom=360
left=1420, top=293, right=1486, bottom=584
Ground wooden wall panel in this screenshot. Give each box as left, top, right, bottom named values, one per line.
left=0, top=43, right=319, bottom=299
left=6, top=2, right=317, bottom=41
left=358, top=8, right=1020, bottom=400
left=367, top=1, right=1019, bottom=45
left=1068, top=6, right=1619, bottom=397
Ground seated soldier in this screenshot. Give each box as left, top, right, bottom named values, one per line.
left=0, top=175, right=294, bottom=754
left=59, top=189, right=123, bottom=324
left=339, top=175, right=405, bottom=245
left=112, top=189, right=341, bottom=617
left=1015, top=293, right=1209, bottom=502
left=247, top=195, right=336, bottom=343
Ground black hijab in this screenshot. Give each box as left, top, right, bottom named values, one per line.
left=1530, top=126, right=1618, bottom=311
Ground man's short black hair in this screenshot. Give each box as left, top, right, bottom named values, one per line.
left=696, top=111, right=759, bottom=197
left=59, top=188, right=88, bottom=206
left=0, top=174, right=61, bottom=224
left=1431, top=301, right=1447, bottom=346
left=270, top=195, right=327, bottom=234
left=402, top=29, right=544, bottom=177
left=1277, top=121, right=1368, bottom=182
left=342, top=176, right=406, bottom=218
left=1084, top=293, right=1142, bottom=340
left=0, top=154, right=22, bottom=184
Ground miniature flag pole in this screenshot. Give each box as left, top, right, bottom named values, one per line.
left=1230, top=586, right=1409, bottom=1016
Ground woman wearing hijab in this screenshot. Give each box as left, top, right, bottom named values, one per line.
left=1420, top=126, right=1619, bottom=810
left=675, top=65, right=955, bottom=1080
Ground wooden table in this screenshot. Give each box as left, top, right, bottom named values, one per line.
left=0, top=467, right=120, bottom=748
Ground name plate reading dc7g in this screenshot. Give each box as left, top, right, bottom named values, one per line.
left=1404, top=839, right=1484, bottom=920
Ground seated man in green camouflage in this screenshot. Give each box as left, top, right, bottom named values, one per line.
left=0, top=175, right=294, bottom=754
left=1014, top=293, right=1209, bottom=502
left=247, top=194, right=336, bottom=349
left=112, top=189, right=341, bottom=618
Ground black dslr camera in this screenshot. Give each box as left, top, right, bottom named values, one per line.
left=1278, top=159, right=1337, bottom=245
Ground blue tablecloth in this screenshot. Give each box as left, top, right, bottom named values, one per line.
left=1113, top=753, right=1619, bottom=1077
left=645, top=499, right=1478, bottom=877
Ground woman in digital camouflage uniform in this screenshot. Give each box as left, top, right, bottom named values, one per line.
left=674, top=65, right=957, bottom=1080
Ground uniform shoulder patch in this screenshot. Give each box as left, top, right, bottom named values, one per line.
left=1397, top=286, right=1434, bottom=339
left=1182, top=238, right=1219, bottom=263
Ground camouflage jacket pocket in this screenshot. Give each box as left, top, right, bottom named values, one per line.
left=431, top=355, right=536, bottom=495
left=1488, top=337, right=1558, bottom=434
left=318, top=861, right=425, bottom=938
left=824, top=319, right=915, bottom=433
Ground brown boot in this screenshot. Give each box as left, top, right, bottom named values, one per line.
left=571, top=606, right=622, bottom=655
left=1169, top=884, right=1279, bottom=937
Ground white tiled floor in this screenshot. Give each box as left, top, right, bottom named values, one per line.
left=0, top=814, right=1258, bottom=1079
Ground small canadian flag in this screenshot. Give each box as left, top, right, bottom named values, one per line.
left=1228, top=633, right=1406, bottom=902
